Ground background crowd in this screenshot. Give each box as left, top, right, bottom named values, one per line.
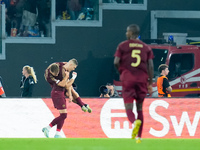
left=0, top=0, right=99, bottom=37
left=0, top=0, right=143, bottom=37
left=103, top=0, right=143, bottom=3
left=1, top=0, right=51, bottom=37
left=56, top=0, right=98, bottom=20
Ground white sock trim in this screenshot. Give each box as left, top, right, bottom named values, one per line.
left=46, top=125, right=51, bottom=130
left=56, top=131, right=61, bottom=135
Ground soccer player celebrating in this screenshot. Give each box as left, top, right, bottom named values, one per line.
left=42, top=58, right=92, bottom=138
left=114, top=24, right=154, bottom=143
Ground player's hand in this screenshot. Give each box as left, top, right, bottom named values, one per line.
left=69, top=95, right=73, bottom=103
left=147, top=84, right=153, bottom=95
left=65, top=70, right=70, bottom=78
left=103, top=94, right=110, bottom=98
left=72, top=72, right=77, bottom=80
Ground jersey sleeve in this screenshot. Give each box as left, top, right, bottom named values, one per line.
left=48, top=74, right=60, bottom=85
left=163, top=78, right=170, bottom=89
left=114, top=44, right=122, bottom=58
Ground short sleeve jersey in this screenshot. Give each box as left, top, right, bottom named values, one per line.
left=114, top=39, right=154, bottom=83
left=45, top=62, right=66, bottom=91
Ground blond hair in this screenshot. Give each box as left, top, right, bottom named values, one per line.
left=23, top=65, right=37, bottom=83
left=69, top=58, right=78, bottom=66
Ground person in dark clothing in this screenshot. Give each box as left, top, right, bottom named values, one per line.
left=99, top=83, right=120, bottom=98
left=37, top=0, right=51, bottom=36
left=19, top=0, right=37, bottom=36
left=157, top=64, right=172, bottom=97
left=20, top=65, right=37, bottom=97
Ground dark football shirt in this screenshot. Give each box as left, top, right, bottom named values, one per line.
left=114, top=39, right=154, bottom=83
left=45, top=62, right=66, bottom=91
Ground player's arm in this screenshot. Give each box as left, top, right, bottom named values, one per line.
left=114, top=44, right=122, bottom=71
left=166, top=86, right=172, bottom=93
left=100, top=93, right=110, bottom=98
left=65, top=72, right=77, bottom=89
left=65, top=72, right=77, bottom=102
left=57, top=71, right=69, bottom=87
left=114, top=56, right=120, bottom=70
left=163, top=78, right=172, bottom=93
left=66, top=86, right=73, bottom=102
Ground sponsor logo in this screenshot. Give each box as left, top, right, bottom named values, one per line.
left=100, top=98, right=137, bottom=138
left=148, top=100, right=200, bottom=137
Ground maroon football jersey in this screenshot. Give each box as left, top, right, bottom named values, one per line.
left=45, top=62, right=66, bottom=91
left=114, top=39, right=154, bottom=83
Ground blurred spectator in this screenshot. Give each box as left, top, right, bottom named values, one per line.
left=99, top=83, right=120, bottom=98
left=106, top=0, right=117, bottom=2
left=67, top=0, right=82, bottom=20
left=4, top=0, right=11, bottom=36
left=6, top=0, right=25, bottom=37
left=105, top=0, right=141, bottom=3
left=14, top=0, right=26, bottom=35
left=0, top=0, right=10, bottom=7
left=4, top=0, right=51, bottom=37
left=0, top=76, right=6, bottom=98
left=18, top=0, right=37, bottom=37
left=77, top=0, right=96, bottom=20
left=56, top=0, right=68, bottom=20
left=37, top=0, right=51, bottom=37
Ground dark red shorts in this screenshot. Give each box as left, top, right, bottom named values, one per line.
left=51, top=90, right=66, bottom=110
left=122, top=81, right=147, bottom=104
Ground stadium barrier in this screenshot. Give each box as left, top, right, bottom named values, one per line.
left=0, top=98, right=200, bottom=138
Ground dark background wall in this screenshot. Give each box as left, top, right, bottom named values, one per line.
left=1, top=0, right=200, bottom=97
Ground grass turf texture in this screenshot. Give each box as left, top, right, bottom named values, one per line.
left=0, top=138, right=200, bottom=150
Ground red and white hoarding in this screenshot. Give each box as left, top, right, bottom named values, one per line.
left=0, top=98, right=200, bottom=138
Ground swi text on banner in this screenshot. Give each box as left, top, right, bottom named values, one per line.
left=0, top=98, right=199, bottom=138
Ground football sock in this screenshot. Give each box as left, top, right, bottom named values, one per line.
left=46, top=125, right=52, bottom=130
left=126, top=109, right=135, bottom=123
left=75, top=97, right=85, bottom=107
left=55, top=131, right=61, bottom=135
left=50, top=113, right=67, bottom=128
left=57, top=113, right=67, bottom=131
left=137, top=110, right=143, bottom=137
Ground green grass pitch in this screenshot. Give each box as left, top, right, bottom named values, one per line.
left=0, top=138, right=200, bottom=150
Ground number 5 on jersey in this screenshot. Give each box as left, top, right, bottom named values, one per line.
left=131, top=50, right=141, bottom=67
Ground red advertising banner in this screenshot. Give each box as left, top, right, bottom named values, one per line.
left=143, top=98, right=200, bottom=138
left=43, top=98, right=108, bottom=138
left=42, top=98, right=200, bottom=138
